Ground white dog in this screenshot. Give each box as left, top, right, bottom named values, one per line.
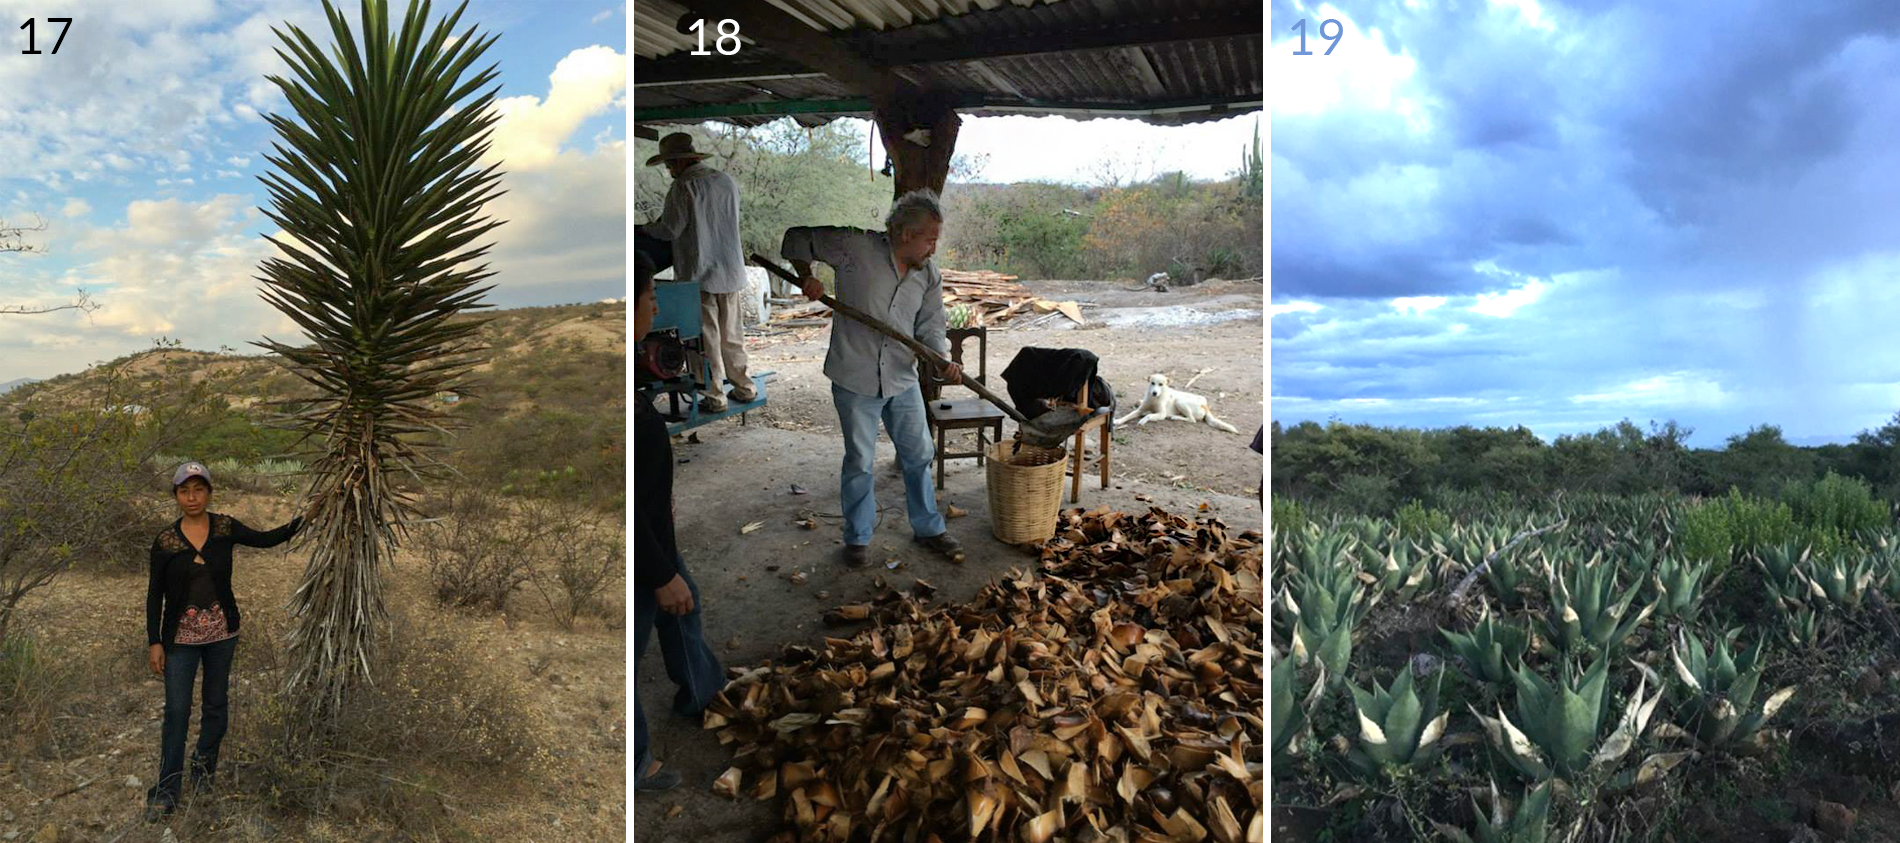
left=1115, top=373, right=1240, bottom=433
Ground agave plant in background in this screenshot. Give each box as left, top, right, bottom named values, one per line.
left=1443, top=608, right=1532, bottom=689
left=255, top=0, right=504, bottom=715
left=1433, top=781, right=1555, bottom=843
left=1345, top=666, right=1451, bottom=778
left=1366, top=540, right=1434, bottom=602
left=1280, top=558, right=1371, bottom=689
left=1648, top=555, right=1712, bottom=622
left=1663, top=628, right=1795, bottom=751
left=1756, top=541, right=1807, bottom=600
left=1270, top=652, right=1307, bottom=774
left=1779, top=602, right=1827, bottom=649
left=1792, top=552, right=1878, bottom=612
left=1542, top=554, right=1656, bottom=656
left=1472, top=657, right=1686, bottom=788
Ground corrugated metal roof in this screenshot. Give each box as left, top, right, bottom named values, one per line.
left=633, top=0, right=1260, bottom=127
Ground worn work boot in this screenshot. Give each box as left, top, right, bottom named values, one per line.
left=728, top=385, right=758, bottom=403
left=842, top=544, right=870, bottom=568
left=914, top=532, right=965, bottom=564
left=699, top=394, right=728, bottom=414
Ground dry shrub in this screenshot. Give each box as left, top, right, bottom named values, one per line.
left=231, top=611, right=547, bottom=832
left=0, top=628, right=82, bottom=757
left=414, top=487, right=542, bottom=612
left=528, top=503, right=623, bottom=630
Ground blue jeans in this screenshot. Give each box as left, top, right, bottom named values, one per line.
left=633, top=557, right=725, bottom=777
left=832, top=382, right=946, bottom=545
left=154, top=635, right=238, bottom=801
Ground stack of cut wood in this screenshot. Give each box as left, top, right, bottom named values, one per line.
left=700, top=506, right=1265, bottom=843
left=766, top=268, right=1085, bottom=328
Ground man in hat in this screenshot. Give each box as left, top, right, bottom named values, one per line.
left=638, top=132, right=752, bottom=413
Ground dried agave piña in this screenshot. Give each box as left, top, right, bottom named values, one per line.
left=701, top=507, right=1264, bottom=841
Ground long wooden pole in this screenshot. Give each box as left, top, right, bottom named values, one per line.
left=750, top=252, right=1030, bottom=426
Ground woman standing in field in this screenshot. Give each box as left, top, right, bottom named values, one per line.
left=144, top=461, right=305, bottom=818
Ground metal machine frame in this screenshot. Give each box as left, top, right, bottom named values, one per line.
left=635, top=278, right=771, bottom=435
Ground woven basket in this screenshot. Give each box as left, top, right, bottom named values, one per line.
left=985, top=440, right=1068, bottom=544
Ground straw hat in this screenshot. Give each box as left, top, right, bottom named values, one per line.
left=644, top=132, right=713, bottom=166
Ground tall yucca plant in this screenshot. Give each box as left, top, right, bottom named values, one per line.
left=254, top=0, right=504, bottom=715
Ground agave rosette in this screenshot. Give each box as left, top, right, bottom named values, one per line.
left=1345, top=666, right=1450, bottom=777
left=1792, top=552, right=1877, bottom=612
left=1433, top=780, right=1555, bottom=843
left=1472, top=657, right=1686, bottom=787
left=1542, top=553, right=1656, bottom=656
left=1662, top=627, right=1795, bottom=750
left=1648, top=555, right=1712, bottom=621
left=1444, top=608, right=1532, bottom=689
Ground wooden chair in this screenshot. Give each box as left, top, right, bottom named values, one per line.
left=1065, top=380, right=1112, bottom=503
left=921, top=327, right=1005, bottom=490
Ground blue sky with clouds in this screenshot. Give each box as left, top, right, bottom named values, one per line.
left=1268, top=0, right=1900, bottom=446
left=0, top=0, right=625, bottom=380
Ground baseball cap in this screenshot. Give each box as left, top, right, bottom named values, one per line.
left=171, top=461, right=213, bottom=489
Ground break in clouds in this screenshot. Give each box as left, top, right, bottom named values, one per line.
left=1269, top=0, right=1900, bottom=444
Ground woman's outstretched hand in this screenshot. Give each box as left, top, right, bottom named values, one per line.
left=148, top=643, right=165, bottom=676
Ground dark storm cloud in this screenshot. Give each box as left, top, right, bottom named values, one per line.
left=1270, top=0, right=1900, bottom=442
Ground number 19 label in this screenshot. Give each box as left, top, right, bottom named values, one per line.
left=1291, top=18, right=1342, bottom=56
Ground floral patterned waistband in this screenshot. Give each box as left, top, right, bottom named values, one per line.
left=175, top=603, right=235, bottom=645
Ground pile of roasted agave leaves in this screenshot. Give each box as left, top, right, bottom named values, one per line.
left=700, top=506, right=1267, bottom=843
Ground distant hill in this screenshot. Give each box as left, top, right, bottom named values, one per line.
left=1, top=301, right=625, bottom=416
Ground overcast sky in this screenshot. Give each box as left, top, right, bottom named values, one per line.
left=0, top=0, right=625, bottom=381
left=1268, top=0, right=1900, bottom=446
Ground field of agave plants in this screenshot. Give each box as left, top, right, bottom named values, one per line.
left=1271, top=492, right=1900, bottom=842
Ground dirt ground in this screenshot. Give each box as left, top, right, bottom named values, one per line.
left=2, top=494, right=625, bottom=843
left=634, top=279, right=1264, bottom=841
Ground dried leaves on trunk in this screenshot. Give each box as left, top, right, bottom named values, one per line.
left=703, top=506, right=1266, bottom=843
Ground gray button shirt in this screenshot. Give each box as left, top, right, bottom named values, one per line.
left=780, top=226, right=949, bottom=399
left=646, top=162, right=747, bottom=294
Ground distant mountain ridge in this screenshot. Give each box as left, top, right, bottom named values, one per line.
left=0, top=377, right=37, bottom=394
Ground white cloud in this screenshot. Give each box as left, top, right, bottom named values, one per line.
left=590, top=9, right=614, bottom=24
left=1470, top=278, right=1549, bottom=317
left=1570, top=372, right=1733, bottom=409
left=1488, top=0, right=1557, bottom=32
left=488, top=46, right=627, bottom=171
left=1392, top=295, right=1447, bottom=315
left=0, top=194, right=293, bottom=372
left=1269, top=7, right=1421, bottom=119
left=226, top=156, right=250, bottom=167
left=1269, top=301, right=1323, bottom=317
left=61, top=198, right=90, bottom=218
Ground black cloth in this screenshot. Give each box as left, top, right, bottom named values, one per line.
left=1252, top=427, right=1263, bottom=454
left=635, top=227, right=674, bottom=275
left=185, top=561, right=219, bottom=610
left=635, top=395, right=682, bottom=591
left=146, top=513, right=299, bottom=646
left=1000, top=347, right=1114, bottom=419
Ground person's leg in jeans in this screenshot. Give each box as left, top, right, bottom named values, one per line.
left=716, top=292, right=753, bottom=401
left=633, top=577, right=658, bottom=779
left=154, top=643, right=205, bottom=803
left=698, top=291, right=729, bottom=407
left=650, top=557, right=725, bottom=716
left=883, top=385, right=946, bottom=538
left=189, top=636, right=238, bottom=790
left=833, top=383, right=885, bottom=546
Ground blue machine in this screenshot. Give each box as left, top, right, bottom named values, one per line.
left=635, top=279, right=770, bottom=435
